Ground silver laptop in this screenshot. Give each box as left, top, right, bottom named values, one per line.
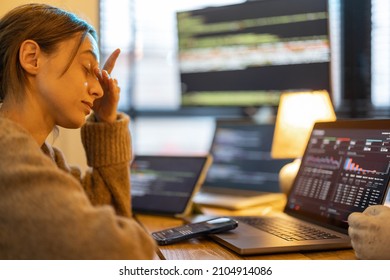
left=194, top=120, right=291, bottom=209
left=206, top=119, right=390, bottom=255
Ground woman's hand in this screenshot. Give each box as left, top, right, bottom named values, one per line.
left=93, top=49, right=121, bottom=123
left=348, top=205, right=390, bottom=259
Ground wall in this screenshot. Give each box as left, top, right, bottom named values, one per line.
left=0, top=0, right=99, bottom=172
left=0, top=0, right=98, bottom=23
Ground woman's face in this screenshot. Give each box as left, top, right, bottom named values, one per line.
left=34, top=33, right=103, bottom=129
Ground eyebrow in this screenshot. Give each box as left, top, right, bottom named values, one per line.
left=81, top=49, right=99, bottom=62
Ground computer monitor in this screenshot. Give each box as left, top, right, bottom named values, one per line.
left=176, top=0, right=330, bottom=107
left=204, top=120, right=292, bottom=192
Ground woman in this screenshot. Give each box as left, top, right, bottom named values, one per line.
left=0, top=3, right=156, bottom=259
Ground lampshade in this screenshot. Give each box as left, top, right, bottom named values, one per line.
left=271, top=91, right=336, bottom=194
left=271, top=90, right=336, bottom=159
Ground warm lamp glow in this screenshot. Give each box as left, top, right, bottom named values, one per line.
left=271, top=91, right=336, bottom=194
left=271, top=91, right=336, bottom=159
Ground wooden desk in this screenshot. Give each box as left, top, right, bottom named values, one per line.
left=135, top=198, right=356, bottom=260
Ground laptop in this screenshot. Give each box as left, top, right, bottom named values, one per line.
left=193, top=120, right=291, bottom=209
left=130, top=155, right=212, bottom=217
left=200, top=119, right=390, bottom=255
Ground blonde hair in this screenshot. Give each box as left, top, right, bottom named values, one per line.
left=0, top=3, right=97, bottom=102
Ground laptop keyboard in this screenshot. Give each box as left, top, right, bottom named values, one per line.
left=235, top=216, right=340, bottom=241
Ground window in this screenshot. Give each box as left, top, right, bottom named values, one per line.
left=100, top=0, right=390, bottom=117
left=100, top=0, right=247, bottom=113
left=100, top=0, right=135, bottom=112
left=372, top=0, right=390, bottom=107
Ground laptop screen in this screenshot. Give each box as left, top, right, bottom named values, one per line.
left=131, top=155, right=211, bottom=216
left=286, top=119, right=390, bottom=230
left=204, top=120, right=291, bottom=192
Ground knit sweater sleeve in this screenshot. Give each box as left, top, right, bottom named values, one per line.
left=0, top=117, right=156, bottom=260
left=77, top=112, right=133, bottom=217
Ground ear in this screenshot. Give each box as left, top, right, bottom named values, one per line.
left=19, top=40, right=41, bottom=75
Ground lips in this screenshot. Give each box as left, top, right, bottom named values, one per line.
left=82, top=101, right=93, bottom=114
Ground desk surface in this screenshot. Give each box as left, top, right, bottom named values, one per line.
left=135, top=197, right=357, bottom=260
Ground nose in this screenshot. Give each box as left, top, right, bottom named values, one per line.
left=88, top=76, right=104, bottom=99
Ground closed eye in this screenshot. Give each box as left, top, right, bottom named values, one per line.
left=84, top=64, right=98, bottom=79
left=84, top=65, right=91, bottom=75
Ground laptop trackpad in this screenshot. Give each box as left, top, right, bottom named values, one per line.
left=214, top=221, right=277, bottom=239
left=211, top=221, right=288, bottom=253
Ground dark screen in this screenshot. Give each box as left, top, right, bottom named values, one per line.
left=177, top=0, right=330, bottom=106
left=131, top=156, right=208, bottom=215
left=204, top=122, right=291, bottom=192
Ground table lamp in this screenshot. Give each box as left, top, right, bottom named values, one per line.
left=271, top=90, right=336, bottom=194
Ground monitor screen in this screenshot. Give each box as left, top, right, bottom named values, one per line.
left=130, top=155, right=211, bottom=216
left=286, top=120, right=390, bottom=230
left=204, top=120, right=291, bottom=192
left=177, top=0, right=330, bottom=107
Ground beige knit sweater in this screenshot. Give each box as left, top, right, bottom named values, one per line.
left=0, top=113, right=156, bottom=259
